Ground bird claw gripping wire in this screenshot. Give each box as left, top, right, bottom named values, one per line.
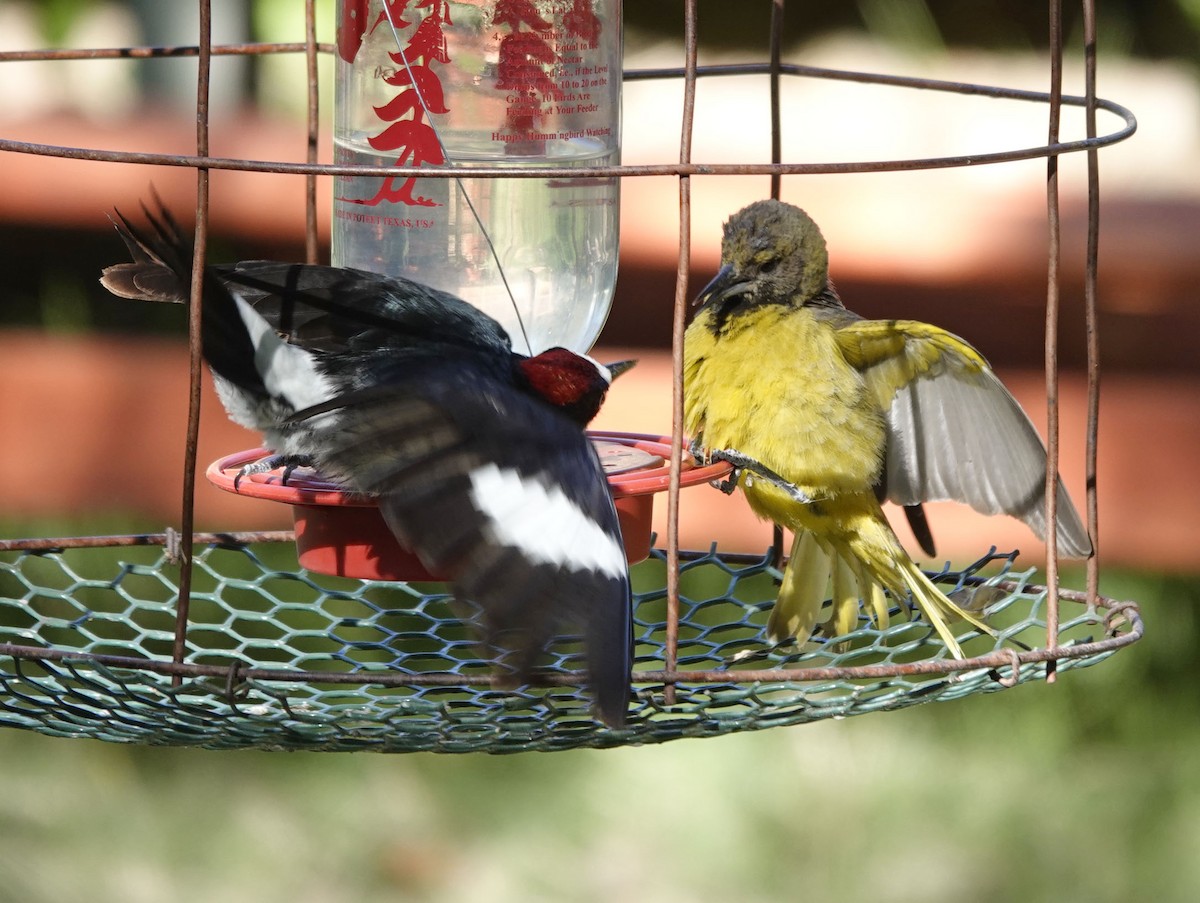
left=707, top=447, right=815, bottom=505
left=688, top=437, right=741, bottom=495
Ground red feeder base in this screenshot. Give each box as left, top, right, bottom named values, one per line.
left=206, top=431, right=730, bottom=581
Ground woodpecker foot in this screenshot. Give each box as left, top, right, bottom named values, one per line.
left=233, top=454, right=314, bottom=490
left=710, top=448, right=814, bottom=504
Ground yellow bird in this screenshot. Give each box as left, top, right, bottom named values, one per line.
left=683, top=199, right=1092, bottom=658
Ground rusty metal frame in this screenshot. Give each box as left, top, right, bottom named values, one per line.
left=0, top=547, right=1144, bottom=689
left=0, top=0, right=1139, bottom=697
left=0, top=62, right=1136, bottom=175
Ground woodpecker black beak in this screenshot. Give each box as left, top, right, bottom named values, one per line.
left=604, top=359, right=637, bottom=381
left=694, top=263, right=752, bottom=308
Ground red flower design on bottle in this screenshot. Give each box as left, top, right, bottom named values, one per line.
left=339, top=1, right=604, bottom=206
left=370, top=0, right=415, bottom=36
left=339, top=0, right=452, bottom=209
left=495, top=0, right=554, bottom=137
left=563, top=0, right=602, bottom=48
left=337, top=0, right=370, bottom=63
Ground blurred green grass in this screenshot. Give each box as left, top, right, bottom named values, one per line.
left=0, top=544, right=1193, bottom=902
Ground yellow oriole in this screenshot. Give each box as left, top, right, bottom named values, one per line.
left=683, top=199, right=1092, bottom=657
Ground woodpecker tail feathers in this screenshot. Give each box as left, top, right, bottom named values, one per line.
left=99, top=196, right=192, bottom=305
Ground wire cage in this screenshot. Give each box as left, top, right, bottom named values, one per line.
left=0, top=0, right=1143, bottom=752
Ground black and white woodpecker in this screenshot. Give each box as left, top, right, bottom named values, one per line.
left=101, top=199, right=635, bottom=728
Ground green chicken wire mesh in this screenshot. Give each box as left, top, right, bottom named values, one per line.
left=0, top=540, right=1141, bottom=753
left=0, top=0, right=1146, bottom=751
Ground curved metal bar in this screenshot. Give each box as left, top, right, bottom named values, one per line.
left=0, top=531, right=296, bottom=552
left=0, top=67, right=1136, bottom=178
left=0, top=531, right=1145, bottom=691
left=0, top=598, right=1143, bottom=689
left=0, top=42, right=336, bottom=61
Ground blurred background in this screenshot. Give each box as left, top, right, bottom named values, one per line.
left=1, top=1, right=1198, bottom=900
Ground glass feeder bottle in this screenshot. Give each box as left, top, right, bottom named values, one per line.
left=333, top=0, right=622, bottom=355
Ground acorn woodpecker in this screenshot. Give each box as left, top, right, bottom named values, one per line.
left=101, top=199, right=635, bottom=728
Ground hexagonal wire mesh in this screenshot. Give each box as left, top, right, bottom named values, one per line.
left=0, top=541, right=1135, bottom=751
left=0, top=0, right=1144, bottom=752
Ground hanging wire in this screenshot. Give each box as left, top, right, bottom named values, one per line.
left=768, top=0, right=785, bottom=202
left=665, top=0, right=701, bottom=707
left=769, top=1, right=788, bottom=568
left=171, top=0, right=214, bottom=684
left=1043, top=0, right=1065, bottom=680
left=304, top=0, right=320, bottom=263
left=1083, top=0, right=1102, bottom=609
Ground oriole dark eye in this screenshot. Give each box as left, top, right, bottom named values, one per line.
left=760, top=258, right=779, bottom=274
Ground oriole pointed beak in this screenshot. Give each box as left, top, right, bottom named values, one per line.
left=694, top=263, right=752, bottom=308
left=604, top=359, right=637, bottom=380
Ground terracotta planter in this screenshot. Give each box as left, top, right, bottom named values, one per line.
left=206, top=431, right=731, bottom=581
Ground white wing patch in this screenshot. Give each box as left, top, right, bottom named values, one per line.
left=468, top=464, right=626, bottom=579
left=233, top=296, right=334, bottom=410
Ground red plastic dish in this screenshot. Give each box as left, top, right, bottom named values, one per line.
left=205, top=431, right=731, bottom=581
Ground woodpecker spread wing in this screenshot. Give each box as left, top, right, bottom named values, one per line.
left=292, top=367, right=633, bottom=729
left=100, top=203, right=513, bottom=446
left=100, top=200, right=512, bottom=380
left=835, top=318, right=1092, bottom=558
left=215, top=261, right=513, bottom=359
